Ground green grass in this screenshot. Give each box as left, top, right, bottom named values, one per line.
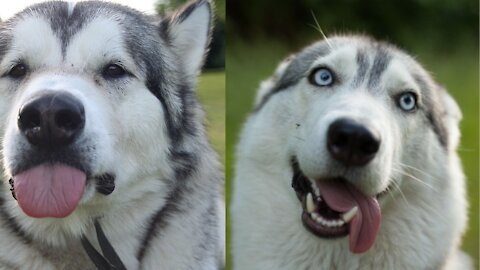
left=417, top=47, right=479, bottom=262
left=198, top=71, right=225, bottom=162
left=226, top=39, right=479, bottom=268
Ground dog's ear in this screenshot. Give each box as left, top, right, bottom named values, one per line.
left=254, top=55, right=295, bottom=107
left=437, top=86, right=462, bottom=150
left=160, top=0, right=212, bottom=77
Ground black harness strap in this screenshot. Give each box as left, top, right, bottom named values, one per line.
left=81, top=220, right=127, bottom=270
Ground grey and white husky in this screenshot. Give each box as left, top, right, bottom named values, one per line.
left=0, top=1, right=223, bottom=269
left=232, top=35, right=471, bottom=269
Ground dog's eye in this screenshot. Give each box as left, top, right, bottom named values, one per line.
left=8, top=63, right=28, bottom=78
left=309, top=67, right=334, bottom=86
left=397, top=92, right=417, bottom=112
left=102, top=64, right=127, bottom=79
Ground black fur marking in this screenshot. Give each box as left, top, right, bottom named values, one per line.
left=352, top=49, right=369, bottom=87
left=0, top=185, right=31, bottom=245
left=8, top=179, right=16, bottom=200
left=136, top=184, right=184, bottom=262
left=153, top=0, right=213, bottom=144
left=146, top=79, right=181, bottom=144
left=412, top=74, right=448, bottom=148
left=426, top=111, right=448, bottom=148
left=170, top=150, right=199, bottom=180
left=95, top=173, right=116, bottom=195
left=136, top=149, right=199, bottom=261
left=367, top=47, right=391, bottom=88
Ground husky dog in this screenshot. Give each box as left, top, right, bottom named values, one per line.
left=232, top=35, right=471, bottom=269
left=0, top=1, right=223, bottom=269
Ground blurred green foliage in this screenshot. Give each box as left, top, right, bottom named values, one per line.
left=226, top=0, right=478, bottom=269
left=198, top=71, right=225, bottom=161
left=228, top=0, right=477, bottom=51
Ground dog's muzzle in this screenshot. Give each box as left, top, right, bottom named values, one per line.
left=9, top=91, right=117, bottom=218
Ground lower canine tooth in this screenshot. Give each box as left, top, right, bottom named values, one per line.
left=342, top=206, right=358, bottom=223
left=306, top=193, right=315, bottom=213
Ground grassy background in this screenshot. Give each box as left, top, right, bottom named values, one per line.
left=198, top=71, right=226, bottom=161
left=225, top=39, right=479, bottom=268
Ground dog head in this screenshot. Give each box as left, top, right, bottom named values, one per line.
left=0, top=0, right=211, bottom=226
left=247, top=35, right=461, bottom=253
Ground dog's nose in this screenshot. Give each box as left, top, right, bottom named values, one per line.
left=18, top=92, right=85, bottom=147
left=327, top=118, right=380, bottom=166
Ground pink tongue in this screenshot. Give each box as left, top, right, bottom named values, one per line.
left=318, top=180, right=381, bottom=253
left=13, top=164, right=86, bottom=218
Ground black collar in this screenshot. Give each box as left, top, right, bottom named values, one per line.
left=81, top=220, right=126, bottom=270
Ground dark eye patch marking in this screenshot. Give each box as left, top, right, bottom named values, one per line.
left=254, top=41, right=332, bottom=111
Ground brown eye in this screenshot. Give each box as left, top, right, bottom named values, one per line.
left=8, top=63, right=28, bottom=78
left=102, top=64, right=127, bottom=79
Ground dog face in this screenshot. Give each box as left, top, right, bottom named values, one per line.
left=0, top=1, right=211, bottom=221
left=246, top=36, right=461, bottom=253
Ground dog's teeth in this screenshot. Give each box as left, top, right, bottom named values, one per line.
left=342, top=206, right=358, bottom=223
left=306, top=193, right=316, bottom=213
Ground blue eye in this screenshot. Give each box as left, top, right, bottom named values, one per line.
left=397, top=92, right=417, bottom=112
left=309, top=68, right=334, bottom=86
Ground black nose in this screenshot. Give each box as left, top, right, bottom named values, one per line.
left=18, top=92, right=85, bottom=148
left=327, top=118, right=380, bottom=166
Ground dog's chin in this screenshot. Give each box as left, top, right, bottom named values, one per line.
left=291, top=157, right=389, bottom=253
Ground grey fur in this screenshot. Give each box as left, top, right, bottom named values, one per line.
left=233, top=34, right=470, bottom=269
left=352, top=49, right=369, bottom=87
left=366, top=46, right=391, bottom=88
left=0, top=1, right=222, bottom=269
left=255, top=41, right=331, bottom=111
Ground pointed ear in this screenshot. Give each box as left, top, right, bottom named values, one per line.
left=160, top=0, right=212, bottom=77
left=437, top=86, right=462, bottom=150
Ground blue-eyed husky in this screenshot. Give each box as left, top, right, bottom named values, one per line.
left=232, top=36, right=471, bottom=269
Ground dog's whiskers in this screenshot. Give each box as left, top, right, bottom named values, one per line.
left=397, top=163, right=436, bottom=179
left=392, top=166, right=437, bottom=192
left=389, top=178, right=410, bottom=206
left=309, top=10, right=332, bottom=49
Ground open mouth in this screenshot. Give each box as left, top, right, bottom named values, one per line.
left=291, top=158, right=382, bottom=253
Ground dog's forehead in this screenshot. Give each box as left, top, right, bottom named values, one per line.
left=0, top=1, right=159, bottom=63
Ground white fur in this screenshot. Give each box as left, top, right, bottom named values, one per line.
left=232, top=36, right=470, bottom=269
left=0, top=2, right=222, bottom=269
